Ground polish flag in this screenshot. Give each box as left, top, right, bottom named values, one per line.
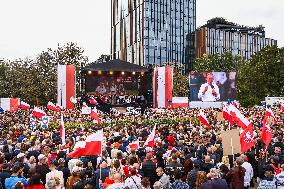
left=240, top=123, right=255, bottom=153
left=0, top=98, right=19, bottom=111
left=89, top=97, right=98, bottom=105
left=153, top=66, right=173, bottom=108
left=223, top=106, right=233, bottom=126
left=56, top=104, right=63, bottom=111
left=171, top=97, right=189, bottom=108
left=261, top=116, right=272, bottom=146
left=60, top=114, right=66, bottom=145
left=265, top=108, right=277, bottom=124
left=19, top=101, right=30, bottom=110
left=228, top=104, right=250, bottom=129
left=57, top=64, right=75, bottom=109
left=145, top=125, right=156, bottom=147
left=32, top=107, right=46, bottom=118
left=198, top=111, right=211, bottom=129
left=129, top=141, right=140, bottom=149
left=281, top=104, right=284, bottom=111
left=69, top=130, right=103, bottom=157
left=47, top=102, right=58, bottom=111
left=90, top=110, right=101, bottom=125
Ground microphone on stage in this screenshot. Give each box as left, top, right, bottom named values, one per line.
left=210, top=85, right=215, bottom=89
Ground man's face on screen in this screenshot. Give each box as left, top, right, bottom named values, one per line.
left=207, top=74, right=214, bottom=85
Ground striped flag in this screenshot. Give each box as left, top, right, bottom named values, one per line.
left=19, top=101, right=30, bottom=110
left=0, top=98, right=19, bottom=111
left=57, top=64, right=76, bottom=109
left=153, top=66, right=173, bottom=108
left=199, top=111, right=211, bottom=129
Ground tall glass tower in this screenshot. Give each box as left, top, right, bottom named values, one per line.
left=111, top=0, right=196, bottom=68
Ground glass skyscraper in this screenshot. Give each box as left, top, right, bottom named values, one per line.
left=111, top=0, right=196, bottom=68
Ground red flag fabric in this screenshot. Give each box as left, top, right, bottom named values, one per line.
left=89, top=97, right=98, bottom=105
left=261, top=116, right=273, bottom=146
left=19, top=101, right=30, bottom=110
left=129, top=141, right=139, bottom=149
left=90, top=110, right=101, bottom=125
left=223, top=106, right=233, bottom=126
left=60, top=114, right=66, bottom=145
left=199, top=111, right=211, bottom=129
left=69, top=130, right=103, bottom=158
left=228, top=104, right=250, bottom=129
left=265, top=108, right=277, bottom=124
left=240, top=123, right=255, bottom=153
left=0, top=98, right=19, bottom=111
left=32, top=107, right=46, bottom=118
left=47, top=102, right=58, bottom=111
left=56, top=104, right=63, bottom=111
left=145, top=125, right=156, bottom=147
left=281, top=104, right=284, bottom=111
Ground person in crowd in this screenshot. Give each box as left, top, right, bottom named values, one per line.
left=198, top=73, right=220, bottom=102
left=258, top=170, right=277, bottom=189
left=200, top=168, right=228, bottom=189
left=0, top=163, right=11, bottom=187
left=25, top=173, right=45, bottom=189
left=241, top=155, right=254, bottom=189
left=170, top=169, right=189, bottom=189
left=141, top=177, right=151, bottom=189
left=66, top=166, right=82, bottom=189
left=156, top=167, right=170, bottom=189
left=187, top=159, right=200, bottom=188
left=195, top=171, right=207, bottom=189
left=276, top=164, right=284, bottom=189
left=227, top=157, right=246, bottom=189
left=124, top=168, right=142, bottom=189
left=142, top=153, right=157, bottom=186
left=45, top=160, right=64, bottom=188
left=106, top=173, right=124, bottom=189
left=36, top=155, right=50, bottom=185
left=5, top=165, right=28, bottom=189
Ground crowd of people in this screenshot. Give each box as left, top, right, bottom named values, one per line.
left=0, top=105, right=284, bottom=189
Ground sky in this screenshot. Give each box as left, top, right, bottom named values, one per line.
left=0, top=0, right=283, bottom=62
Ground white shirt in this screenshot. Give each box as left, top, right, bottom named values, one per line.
left=46, top=170, right=64, bottom=188
left=276, top=172, right=284, bottom=189
left=198, top=83, right=220, bottom=101
left=242, top=162, right=253, bottom=187
left=106, top=183, right=125, bottom=189
left=124, top=175, right=142, bottom=189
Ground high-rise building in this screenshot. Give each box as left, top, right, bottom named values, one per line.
left=191, top=18, right=277, bottom=69
left=111, top=0, right=196, bottom=68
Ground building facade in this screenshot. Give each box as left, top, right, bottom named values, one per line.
left=111, top=0, right=196, bottom=68
left=192, top=19, right=277, bottom=69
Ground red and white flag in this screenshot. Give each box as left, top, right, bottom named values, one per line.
left=89, top=97, right=98, bottom=105
left=261, top=116, right=272, bottom=146
left=265, top=108, right=277, bottom=124
left=199, top=111, right=211, bottom=129
left=153, top=66, right=173, bottom=108
left=56, top=104, right=63, bottom=111
left=240, top=123, right=255, bottom=153
left=228, top=104, right=250, bottom=129
left=47, top=102, right=58, bottom=111
left=69, top=130, right=103, bottom=158
left=145, top=125, right=156, bottom=147
left=57, top=64, right=75, bottom=109
left=0, top=98, right=19, bottom=111
left=281, top=104, right=284, bottom=111
left=19, top=101, right=30, bottom=110
left=171, top=97, right=189, bottom=108
left=90, top=110, right=101, bottom=125
left=32, top=107, right=46, bottom=118
left=223, top=106, right=233, bottom=126
left=60, top=114, right=66, bottom=145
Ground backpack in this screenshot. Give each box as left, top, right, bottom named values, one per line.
left=271, top=164, right=281, bottom=175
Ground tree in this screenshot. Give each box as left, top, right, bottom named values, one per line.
left=193, top=51, right=244, bottom=72
left=238, top=46, right=284, bottom=106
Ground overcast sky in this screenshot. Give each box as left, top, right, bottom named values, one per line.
left=0, top=0, right=283, bottom=62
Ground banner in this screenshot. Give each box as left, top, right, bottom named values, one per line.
left=153, top=66, right=173, bottom=108
left=41, top=116, right=49, bottom=129
left=57, top=64, right=75, bottom=109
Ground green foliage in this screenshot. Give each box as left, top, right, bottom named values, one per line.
left=193, top=51, right=244, bottom=72
left=238, top=46, right=284, bottom=106
left=0, top=42, right=88, bottom=105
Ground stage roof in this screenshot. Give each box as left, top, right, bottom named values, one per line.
left=84, top=59, right=148, bottom=72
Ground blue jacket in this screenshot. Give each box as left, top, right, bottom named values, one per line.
left=5, top=176, right=28, bottom=189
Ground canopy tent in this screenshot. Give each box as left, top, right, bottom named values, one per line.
left=83, top=59, right=148, bottom=72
